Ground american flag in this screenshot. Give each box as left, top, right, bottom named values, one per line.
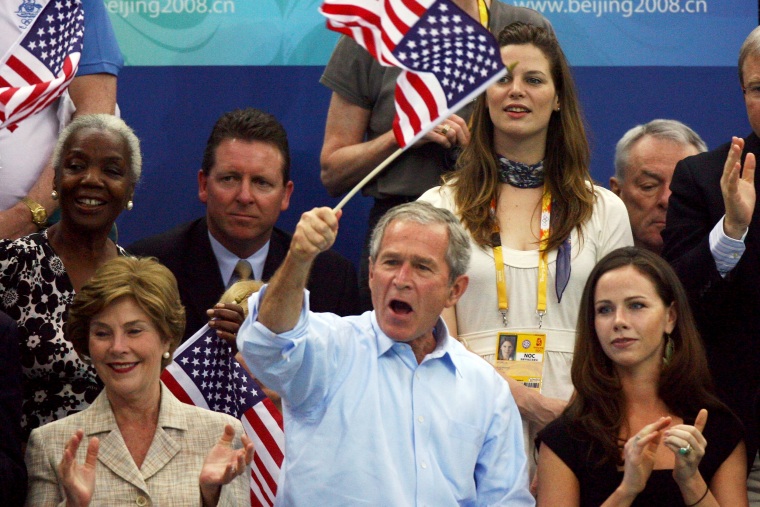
left=161, top=325, right=285, bottom=507
left=320, top=0, right=506, bottom=147
left=0, top=0, right=83, bottom=132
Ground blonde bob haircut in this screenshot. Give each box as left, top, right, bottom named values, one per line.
left=67, top=257, right=186, bottom=368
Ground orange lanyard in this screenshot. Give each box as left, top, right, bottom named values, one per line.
left=491, top=189, right=551, bottom=328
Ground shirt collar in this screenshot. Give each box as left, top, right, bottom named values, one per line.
left=85, top=383, right=189, bottom=435
left=208, top=231, right=270, bottom=285
left=371, top=312, right=461, bottom=376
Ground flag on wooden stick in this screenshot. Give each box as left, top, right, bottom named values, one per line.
left=320, top=0, right=506, bottom=148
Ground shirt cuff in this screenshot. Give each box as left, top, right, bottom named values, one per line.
left=236, top=284, right=311, bottom=360
left=709, top=216, right=747, bottom=277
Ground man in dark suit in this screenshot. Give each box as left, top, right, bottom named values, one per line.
left=662, top=26, right=760, bottom=503
left=0, top=311, right=26, bottom=506
left=129, top=108, right=360, bottom=341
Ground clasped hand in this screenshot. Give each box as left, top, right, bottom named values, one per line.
left=414, top=114, right=470, bottom=149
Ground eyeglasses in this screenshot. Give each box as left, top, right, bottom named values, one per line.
left=743, top=84, right=760, bottom=99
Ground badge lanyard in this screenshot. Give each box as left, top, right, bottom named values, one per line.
left=491, top=189, right=551, bottom=328
left=478, top=0, right=489, bottom=27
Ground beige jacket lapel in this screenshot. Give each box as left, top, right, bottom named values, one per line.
left=139, top=384, right=186, bottom=480
left=84, top=392, right=149, bottom=492
left=84, top=384, right=188, bottom=490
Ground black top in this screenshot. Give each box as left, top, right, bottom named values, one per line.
left=537, top=409, right=743, bottom=506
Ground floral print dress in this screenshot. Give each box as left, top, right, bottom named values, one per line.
left=0, top=230, right=124, bottom=439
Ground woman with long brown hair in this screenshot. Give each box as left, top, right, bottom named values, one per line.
left=419, top=22, right=632, bottom=444
left=536, top=247, right=746, bottom=506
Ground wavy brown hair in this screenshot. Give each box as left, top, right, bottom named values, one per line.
left=447, top=22, right=593, bottom=251
left=566, top=247, right=726, bottom=466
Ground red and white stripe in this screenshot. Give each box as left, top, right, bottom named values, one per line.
left=320, top=0, right=435, bottom=67
left=162, top=325, right=285, bottom=506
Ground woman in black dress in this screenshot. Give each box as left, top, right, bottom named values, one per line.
left=537, top=247, right=747, bottom=506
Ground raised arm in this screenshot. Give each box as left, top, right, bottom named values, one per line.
left=320, top=93, right=397, bottom=197
left=721, top=137, right=756, bottom=240
left=320, top=94, right=468, bottom=197
left=258, top=208, right=342, bottom=333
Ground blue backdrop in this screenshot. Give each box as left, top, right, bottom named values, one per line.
left=107, top=0, right=758, bottom=268
left=115, top=64, right=752, bottom=268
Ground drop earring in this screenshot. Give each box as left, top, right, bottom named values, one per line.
left=663, top=334, right=674, bottom=366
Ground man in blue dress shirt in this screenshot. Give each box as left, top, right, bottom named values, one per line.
left=236, top=201, right=533, bottom=506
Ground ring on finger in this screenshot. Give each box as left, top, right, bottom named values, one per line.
left=678, top=444, right=693, bottom=456
left=440, top=124, right=451, bottom=135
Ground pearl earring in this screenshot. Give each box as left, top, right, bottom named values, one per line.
left=162, top=351, right=170, bottom=359
left=126, top=200, right=134, bottom=211
left=51, top=190, right=59, bottom=200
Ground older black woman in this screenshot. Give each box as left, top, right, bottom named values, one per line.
left=0, top=114, right=140, bottom=439
left=25, top=256, right=253, bottom=506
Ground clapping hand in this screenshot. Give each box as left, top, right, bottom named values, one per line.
left=618, top=416, right=672, bottom=499
left=199, top=424, right=254, bottom=506
left=721, top=137, right=756, bottom=239
left=665, top=408, right=708, bottom=485
left=59, top=429, right=99, bottom=507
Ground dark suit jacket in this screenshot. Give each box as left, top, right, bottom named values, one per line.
left=0, top=311, right=26, bottom=506
left=128, top=217, right=360, bottom=341
left=662, top=132, right=760, bottom=463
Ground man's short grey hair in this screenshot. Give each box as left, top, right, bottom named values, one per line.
left=739, top=25, right=760, bottom=85
left=613, top=119, right=707, bottom=182
left=369, top=201, right=471, bottom=284
left=52, top=114, right=142, bottom=184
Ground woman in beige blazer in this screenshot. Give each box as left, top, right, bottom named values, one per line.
left=24, top=257, right=254, bottom=506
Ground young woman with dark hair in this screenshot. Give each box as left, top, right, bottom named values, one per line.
left=536, top=247, right=747, bottom=506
